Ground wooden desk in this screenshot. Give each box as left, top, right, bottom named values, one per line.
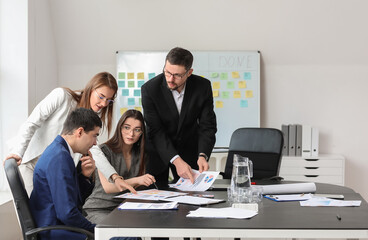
left=96, top=182, right=368, bottom=239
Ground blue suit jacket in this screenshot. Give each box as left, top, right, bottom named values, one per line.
left=30, top=135, right=95, bottom=240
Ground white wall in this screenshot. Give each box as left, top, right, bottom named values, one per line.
left=0, top=0, right=57, bottom=190
left=2, top=0, right=368, bottom=200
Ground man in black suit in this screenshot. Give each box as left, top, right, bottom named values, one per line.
left=141, top=47, right=217, bottom=186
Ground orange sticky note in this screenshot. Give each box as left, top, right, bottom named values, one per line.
left=238, top=81, right=247, bottom=89
left=213, top=90, right=219, bottom=97
left=213, top=82, right=220, bottom=90
left=245, top=90, right=253, bottom=98
left=216, top=101, right=224, bottom=108
left=232, top=71, right=240, bottom=78
left=233, top=91, right=241, bottom=98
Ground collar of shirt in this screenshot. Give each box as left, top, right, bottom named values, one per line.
left=64, top=139, right=80, bottom=167
left=171, top=84, right=186, bottom=114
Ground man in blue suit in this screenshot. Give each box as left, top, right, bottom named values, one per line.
left=30, top=108, right=101, bottom=240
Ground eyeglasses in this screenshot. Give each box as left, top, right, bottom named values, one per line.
left=122, top=125, right=143, bottom=135
left=94, top=89, right=115, bottom=104
left=163, top=69, right=189, bottom=80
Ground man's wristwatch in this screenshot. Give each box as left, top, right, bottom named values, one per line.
left=199, top=153, right=208, bottom=161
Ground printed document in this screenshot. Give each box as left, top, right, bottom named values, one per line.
left=170, top=170, right=219, bottom=191
left=114, top=189, right=187, bottom=201
left=118, top=201, right=179, bottom=210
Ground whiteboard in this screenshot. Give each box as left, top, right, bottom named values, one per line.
left=116, top=51, right=260, bottom=147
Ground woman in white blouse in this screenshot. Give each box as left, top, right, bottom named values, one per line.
left=4, top=72, right=135, bottom=195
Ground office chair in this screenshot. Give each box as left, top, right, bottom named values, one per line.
left=221, top=128, right=284, bottom=180
left=4, top=158, right=94, bottom=240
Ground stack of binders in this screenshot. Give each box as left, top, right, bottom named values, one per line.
left=281, top=124, right=319, bottom=157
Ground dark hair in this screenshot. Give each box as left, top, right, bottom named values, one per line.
left=64, top=72, right=118, bottom=136
left=62, top=108, right=102, bottom=135
left=165, top=47, right=193, bottom=70
left=105, top=109, right=146, bottom=176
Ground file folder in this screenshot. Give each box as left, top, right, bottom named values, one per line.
left=288, top=124, right=296, bottom=156
left=302, top=125, right=312, bottom=157
left=311, top=127, right=319, bottom=157
left=296, top=124, right=302, bottom=156
left=281, top=124, right=289, bottom=156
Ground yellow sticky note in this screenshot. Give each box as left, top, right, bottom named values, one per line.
left=120, top=108, right=128, bottom=115
left=216, top=101, right=224, bottom=108
left=238, top=81, right=247, bottom=89
left=137, top=72, right=144, bottom=79
left=245, top=90, right=253, bottom=98
left=134, top=107, right=142, bottom=112
left=232, top=71, right=240, bottom=78
left=213, top=90, right=219, bottom=97
left=127, top=73, right=135, bottom=79
left=213, top=82, right=220, bottom=90
left=233, top=91, right=241, bottom=98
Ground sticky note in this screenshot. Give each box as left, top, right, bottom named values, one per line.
left=238, top=81, right=246, bottom=89
left=134, top=89, right=141, bottom=97
left=227, top=81, right=235, bottom=89
left=128, top=98, right=135, bottom=106
left=240, top=100, right=248, bottom=108
left=244, top=72, right=251, bottom=80
left=222, top=91, right=230, bottom=99
left=128, top=81, right=135, bottom=88
left=118, top=72, right=126, bottom=79
left=118, top=81, right=125, bottom=88
left=120, top=107, right=128, bottom=115
left=213, top=90, right=219, bottom=97
left=148, top=73, right=156, bottom=80
left=233, top=91, right=241, bottom=98
left=245, top=90, right=253, bottom=98
left=216, top=101, right=224, bottom=108
left=232, top=71, right=240, bottom=79
left=127, top=73, right=135, bottom=79
left=134, top=107, right=142, bottom=112
left=138, top=80, right=145, bottom=88
left=220, top=73, right=228, bottom=80
left=213, top=82, right=220, bottom=89
left=211, top=72, right=219, bottom=78
left=137, top=72, right=144, bottom=79
left=122, top=89, right=129, bottom=96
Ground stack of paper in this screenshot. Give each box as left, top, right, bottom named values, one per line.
left=187, top=207, right=257, bottom=219
left=300, top=198, right=361, bottom=207
left=162, top=195, right=224, bottom=206
left=118, top=202, right=179, bottom=210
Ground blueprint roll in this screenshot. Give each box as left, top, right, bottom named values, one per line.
left=258, top=182, right=316, bottom=195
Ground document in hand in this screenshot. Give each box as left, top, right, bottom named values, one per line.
left=171, top=170, right=219, bottom=191
left=118, top=201, right=179, bottom=210
left=187, top=207, right=257, bottom=219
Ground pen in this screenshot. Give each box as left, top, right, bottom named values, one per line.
left=153, top=182, right=158, bottom=190
left=336, top=214, right=341, bottom=221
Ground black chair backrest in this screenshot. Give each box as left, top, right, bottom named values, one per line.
left=4, top=158, right=36, bottom=240
left=223, top=128, right=284, bottom=180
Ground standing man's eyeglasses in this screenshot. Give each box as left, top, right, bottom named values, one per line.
left=163, top=69, right=189, bottom=80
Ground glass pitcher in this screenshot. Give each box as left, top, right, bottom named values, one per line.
left=231, top=154, right=253, bottom=189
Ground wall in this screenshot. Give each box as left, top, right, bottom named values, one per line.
left=0, top=0, right=57, bottom=190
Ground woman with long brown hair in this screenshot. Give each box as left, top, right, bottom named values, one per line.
left=84, top=109, right=155, bottom=224
left=5, top=72, right=134, bottom=194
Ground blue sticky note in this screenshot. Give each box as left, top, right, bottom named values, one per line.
left=122, top=89, right=129, bottom=96
left=134, top=89, right=141, bottom=97
left=128, top=98, right=135, bottom=106
left=148, top=73, right=156, bottom=80
left=138, top=80, right=145, bottom=88
left=240, top=100, right=248, bottom=108
left=244, top=72, right=251, bottom=80
left=118, top=81, right=125, bottom=88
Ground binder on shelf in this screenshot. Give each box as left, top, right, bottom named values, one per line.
left=296, top=124, right=302, bottom=156
left=311, top=128, right=319, bottom=157
left=281, top=125, right=289, bottom=156
left=302, top=125, right=312, bottom=157
left=288, top=124, right=296, bottom=156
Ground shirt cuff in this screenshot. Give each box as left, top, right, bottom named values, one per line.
left=170, top=155, right=180, bottom=164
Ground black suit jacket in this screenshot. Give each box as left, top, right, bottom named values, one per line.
left=141, top=73, right=217, bottom=180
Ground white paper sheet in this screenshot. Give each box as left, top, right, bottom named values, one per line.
left=170, top=170, right=219, bottom=191
left=260, top=182, right=316, bottom=195
left=300, top=198, right=361, bottom=207
left=114, top=189, right=187, bottom=201
left=162, top=195, right=225, bottom=206
left=264, top=193, right=313, bottom=202
left=187, top=207, right=258, bottom=219
left=118, top=201, right=178, bottom=210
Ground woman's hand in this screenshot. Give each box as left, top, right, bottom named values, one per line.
left=135, top=174, right=156, bottom=187
left=4, top=154, right=22, bottom=166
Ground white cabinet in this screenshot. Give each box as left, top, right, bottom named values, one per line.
left=279, top=154, right=345, bottom=186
